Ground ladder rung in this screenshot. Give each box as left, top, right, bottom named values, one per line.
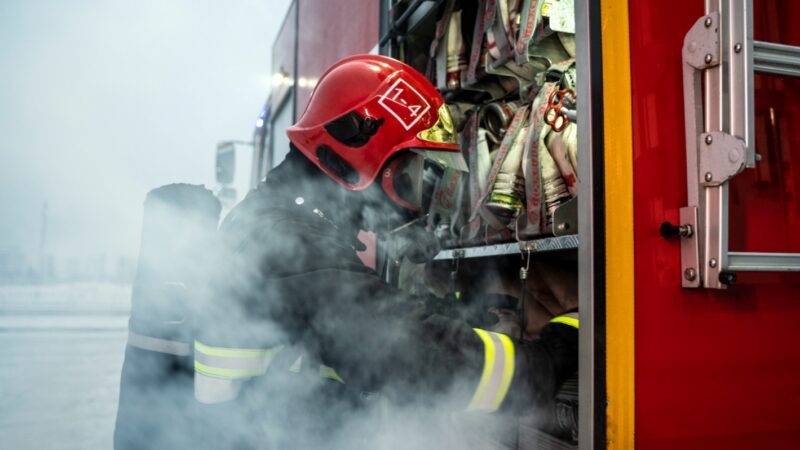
left=728, top=252, right=800, bottom=272
left=753, top=40, right=800, bottom=77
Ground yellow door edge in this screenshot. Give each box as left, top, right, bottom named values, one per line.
left=601, top=0, right=636, bottom=447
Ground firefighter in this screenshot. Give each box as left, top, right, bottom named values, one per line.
left=193, top=54, right=578, bottom=449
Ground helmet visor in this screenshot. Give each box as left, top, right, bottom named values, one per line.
left=384, top=151, right=465, bottom=213
left=417, top=104, right=458, bottom=146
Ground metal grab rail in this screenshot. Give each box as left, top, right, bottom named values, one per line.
left=676, top=0, right=800, bottom=288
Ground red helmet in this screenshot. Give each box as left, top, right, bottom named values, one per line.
left=287, top=55, right=465, bottom=195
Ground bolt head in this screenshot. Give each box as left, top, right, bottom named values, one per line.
left=729, top=148, right=741, bottom=163
left=734, top=43, right=742, bottom=53
left=704, top=53, right=713, bottom=64
left=705, top=134, right=713, bottom=145
left=709, top=258, right=718, bottom=268
left=755, top=153, right=762, bottom=162
left=719, top=271, right=737, bottom=285
left=705, top=172, right=713, bottom=182
left=684, top=268, right=697, bottom=281
left=704, top=17, right=712, bottom=27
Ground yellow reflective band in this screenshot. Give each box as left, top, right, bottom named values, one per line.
left=319, top=365, right=345, bottom=384
left=550, top=315, right=580, bottom=329
left=289, top=355, right=303, bottom=373
left=467, top=329, right=515, bottom=413
left=497, top=332, right=515, bottom=411
left=470, top=329, right=495, bottom=410
left=194, top=361, right=264, bottom=380
left=194, top=340, right=271, bottom=358
left=194, top=341, right=284, bottom=381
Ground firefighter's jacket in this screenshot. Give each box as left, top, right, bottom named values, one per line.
left=193, top=164, right=578, bottom=448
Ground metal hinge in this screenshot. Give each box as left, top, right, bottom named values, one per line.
left=697, top=132, right=746, bottom=186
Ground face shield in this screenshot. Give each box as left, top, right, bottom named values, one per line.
left=378, top=104, right=468, bottom=213
left=381, top=147, right=467, bottom=213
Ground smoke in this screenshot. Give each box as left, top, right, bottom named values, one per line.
left=0, top=2, right=294, bottom=449
left=0, top=0, right=289, bottom=276
left=111, top=149, right=581, bottom=450
left=0, top=2, right=582, bottom=447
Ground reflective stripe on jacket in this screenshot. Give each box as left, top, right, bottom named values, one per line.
left=193, top=340, right=346, bottom=404
left=467, top=328, right=516, bottom=412
left=467, top=311, right=579, bottom=413
left=194, top=340, right=283, bottom=379
left=127, top=330, right=191, bottom=356
left=549, top=311, right=579, bottom=329
left=193, top=340, right=283, bottom=404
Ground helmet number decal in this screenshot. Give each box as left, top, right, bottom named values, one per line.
left=378, top=78, right=431, bottom=131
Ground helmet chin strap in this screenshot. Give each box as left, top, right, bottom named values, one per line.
left=384, top=213, right=442, bottom=264
left=387, top=213, right=430, bottom=235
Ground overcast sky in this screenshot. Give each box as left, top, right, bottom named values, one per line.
left=0, top=0, right=292, bottom=265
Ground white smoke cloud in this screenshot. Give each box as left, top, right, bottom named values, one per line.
left=110, top=161, right=577, bottom=450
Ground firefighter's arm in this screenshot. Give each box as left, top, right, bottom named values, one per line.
left=424, top=310, right=578, bottom=413
left=468, top=258, right=579, bottom=412
left=277, top=268, right=577, bottom=413
left=498, top=314, right=578, bottom=412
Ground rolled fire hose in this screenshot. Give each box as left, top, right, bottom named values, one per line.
left=539, top=125, right=571, bottom=223
left=545, top=127, right=579, bottom=197
left=446, top=10, right=467, bottom=90
left=476, top=128, right=493, bottom=194
left=487, top=125, right=529, bottom=219
left=563, top=122, right=579, bottom=184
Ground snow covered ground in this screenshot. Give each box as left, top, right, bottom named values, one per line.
left=0, top=283, right=131, bottom=450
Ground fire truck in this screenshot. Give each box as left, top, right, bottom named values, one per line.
left=215, top=0, right=800, bottom=448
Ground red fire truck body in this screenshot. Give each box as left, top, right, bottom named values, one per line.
left=243, top=1, right=800, bottom=448
left=629, top=1, right=800, bottom=448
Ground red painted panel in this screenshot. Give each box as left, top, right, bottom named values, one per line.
left=730, top=72, right=800, bottom=253
left=295, top=0, right=379, bottom=116
left=628, top=1, right=800, bottom=449
left=753, top=0, right=800, bottom=47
